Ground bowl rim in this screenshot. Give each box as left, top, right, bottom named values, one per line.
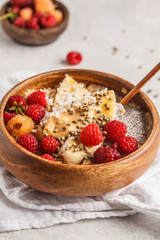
left=0, top=69, right=159, bottom=169
left=1, top=1, right=69, bottom=34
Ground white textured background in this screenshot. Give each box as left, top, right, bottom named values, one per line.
left=0, top=0, right=160, bottom=239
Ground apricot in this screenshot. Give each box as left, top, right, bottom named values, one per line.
left=6, top=115, right=34, bottom=137
left=53, top=9, right=63, bottom=24
left=20, top=7, right=33, bottom=21
left=34, top=0, right=55, bottom=15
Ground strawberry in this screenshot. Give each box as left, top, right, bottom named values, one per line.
left=79, top=123, right=103, bottom=146
left=41, top=154, right=55, bottom=161
left=27, top=90, right=47, bottom=107
left=26, top=104, right=45, bottom=124
left=3, top=111, right=17, bottom=124
left=41, top=136, right=60, bottom=154
left=17, top=133, right=38, bottom=154
left=103, top=120, right=127, bottom=142
left=94, top=147, right=121, bottom=164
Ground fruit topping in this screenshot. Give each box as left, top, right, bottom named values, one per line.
left=66, top=52, right=82, bottom=65
left=119, top=136, right=138, bottom=154
left=17, top=133, right=38, bottom=154
left=9, top=95, right=27, bottom=109
left=26, top=104, right=45, bottom=124
left=3, top=111, right=17, bottom=124
left=41, top=154, right=55, bottom=161
left=79, top=123, right=103, bottom=146
left=94, top=147, right=121, bottom=164
left=103, top=120, right=127, bottom=142
left=27, top=90, right=47, bottom=107
left=40, top=136, right=60, bottom=154
left=6, top=114, right=34, bottom=137
left=40, top=14, right=57, bottom=28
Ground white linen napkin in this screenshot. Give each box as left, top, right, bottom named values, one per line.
left=0, top=72, right=160, bottom=232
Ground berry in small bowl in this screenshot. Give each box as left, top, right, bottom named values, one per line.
left=0, top=0, right=69, bottom=45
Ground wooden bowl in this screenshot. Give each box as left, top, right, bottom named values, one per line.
left=1, top=1, right=69, bottom=46
left=0, top=69, right=160, bottom=197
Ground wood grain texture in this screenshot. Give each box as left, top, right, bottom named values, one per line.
left=0, top=69, right=160, bottom=197
left=1, top=1, right=69, bottom=46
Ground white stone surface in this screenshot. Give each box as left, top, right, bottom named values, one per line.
left=0, top=0, right=160, bottom=238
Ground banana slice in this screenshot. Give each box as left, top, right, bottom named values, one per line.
left=59, top=139, right=103, bottom=165
left=54, top=74, right=89, bottom=107
left=59, top=139, right=86, bottom=165
left=95, top=90, right=116, bottom=120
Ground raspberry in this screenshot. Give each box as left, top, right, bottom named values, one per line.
left=40, top=15, right=57, bottom=28
left=41, top=154, right=55, bottom=162
left=10, top=6, right=21, bottom=14
left=6, top=115, right=34, bottom=137
left=103, top=120, right=127, bottom=142
left=13, top=17, right=26, bottom=28
left=112, top=141, right=121, bottom=152
left=79, top=123, right=103, bottom=146
left=3, top=111, right=17, bottom=124
left=9, top=95, right=26, bottom=109
left=41, top=136, right=60, bottom=154
left=26, top=104, right=45, bottom=124
left=94, top=147, right=121, bottom=164
left=66, top=52, right=82, bottom=65
left=27, top=17, right=40, bottom=30
left=27, top=90, right=47, bottom=107
left=34, top=12, right=44, bottom=21
left=10, top=0, right=32, bottom=7
left=119, top=136, right=138, bottom=154
left=17, top=133, right=38, bottom=154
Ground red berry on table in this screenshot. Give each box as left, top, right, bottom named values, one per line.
left=119, top=136, right=138, bottom=154
left=9, top=95, right=27, bottom=109
left=13, top=17, right=26, bottom=28
left=103, top=120, right=127, bottom=142
left=41, top=154, right=55, bottom=162
left=26, top=104, right=45, bottom=124
left=94, top=147, right=121, bottom=164
left=41, top=136, right=60, bottom=154
left=10, top=6, right=21, bottom=14
left=17, top=133, right=38, bottom=154
left=66, top=52, right=82, bottom=65
left=40, top=15, right=57, bottom=28
left=3, top=111, right=17, bottom=124
left=79, top=123, right=103, bottom=146
left=27, top=17, right=40, bottom=30
left=27, top=90, right=47, bottom=107
left=10, top=0, right=32, bottom=7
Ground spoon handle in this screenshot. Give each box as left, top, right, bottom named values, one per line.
left=120, top=62, right=160, bottom=105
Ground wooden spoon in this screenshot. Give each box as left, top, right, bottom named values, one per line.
left=120, top=62, right=160, bottom=105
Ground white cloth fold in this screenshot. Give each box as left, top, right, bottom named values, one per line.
left=0, top=72, right=160, bottom=232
